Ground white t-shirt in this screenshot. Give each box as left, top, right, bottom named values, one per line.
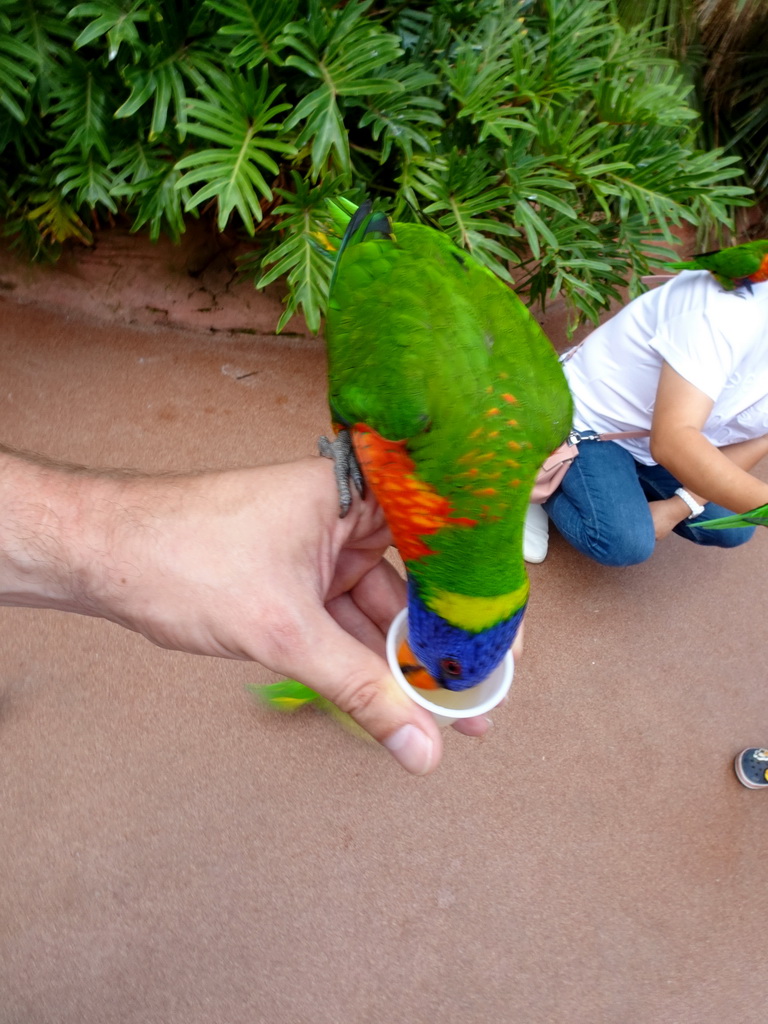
left=564, top=270, right=768, bottom=465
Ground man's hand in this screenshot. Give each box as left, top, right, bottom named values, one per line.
left=0, top=451, right=505, bottom=774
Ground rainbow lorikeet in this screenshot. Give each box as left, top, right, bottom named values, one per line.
left=664, top=239, right=768, bottom=292
left=698, top=503, right=768, bottom=530
left=318, top=201, right=572, bottom=692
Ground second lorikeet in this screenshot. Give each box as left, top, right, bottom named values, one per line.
left=319, top=202, right=573, bottom=692
left=664, top=239, right=768, bottom=291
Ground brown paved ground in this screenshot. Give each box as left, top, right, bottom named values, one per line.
left=1, top=236, right=767, bottom=1023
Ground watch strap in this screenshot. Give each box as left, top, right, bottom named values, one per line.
left=674, top=487, right=706, bottom=519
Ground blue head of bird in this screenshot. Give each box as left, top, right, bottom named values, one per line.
left=398, top=580, right=524, bottom=691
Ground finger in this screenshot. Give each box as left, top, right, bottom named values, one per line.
left=346, top=559, right=407, bottom=634
left=327, top=595, right=492, bottom=740
left=341, top=490, right=392, bottom=548
left=326, top=592, right=387, bottom=658
left=327, top=545, right=396, bottom=603
left=452, top=716, right=491, bottom=737
left=279, top=607, right=443, bottom=775
left=512, top=618, right=525, bottom=660
left=451, top=622, right=521, bottom=739
left=449, top=624, right=522, bottom=736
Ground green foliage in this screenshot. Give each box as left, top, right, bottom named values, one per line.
left=176, top=67, right=295, bottom=233
left=280, top=0, right=405, bottom=179
left=617, top=0, right=768, bottom=235
left=699, top=1, right=768, bottom=218
left=0, top=0, right=757, bottom=334
left=253, top=171, right=350, bottom=332
left=207, top=0, right=298, bottom=69
left=0, top=20, right=38, bottom=121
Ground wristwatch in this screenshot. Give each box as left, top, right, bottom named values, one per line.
left=674, top=487, right=706, bottom=519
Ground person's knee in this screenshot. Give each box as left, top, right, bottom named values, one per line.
left=584, top=524, right=656, bottom=567
left=702, top=525, right=755, bottom=549
left=594, top=540, right=655, bottom=567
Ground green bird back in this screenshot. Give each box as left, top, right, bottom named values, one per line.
left=665, top=240, right=768, bottom=290
left=325, top=207, right=572, bottom=618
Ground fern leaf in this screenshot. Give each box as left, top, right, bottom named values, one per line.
left=358, top=64, right=443, bottom=162
left=68, top=0, right=149, bottom=61
left=110, top=141, right=190, bottom=241
left=175, top=67, right=295, bottom=233
left=255, top=171, right=344, bottom=332
left=26, top=192, right=94, bottom=245
left=280, top=0, right=404, bottom=178
left=53, top=148, right=118, bottom=212
left=49, top=56, right=113, bottom=159
left=207, top=0, right=296, bottom=67
left=408, top=150, right=521, bottom=282
left=0, top=27, right=38, bottom=122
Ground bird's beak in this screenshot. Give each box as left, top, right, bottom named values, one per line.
left=397, top=637, right=439, bottom=690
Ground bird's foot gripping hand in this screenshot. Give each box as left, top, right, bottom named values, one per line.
left=318, top=429, right=365, bottom=518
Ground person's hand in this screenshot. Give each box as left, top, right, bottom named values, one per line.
left=648, top=495, right=692, bottom=541
left=62, top=456, right=507, bottom=773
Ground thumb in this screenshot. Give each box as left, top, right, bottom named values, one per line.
left=282, top=613, right=443, bottom=775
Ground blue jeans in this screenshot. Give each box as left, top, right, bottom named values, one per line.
left=542, top=438, right=755, bottom=567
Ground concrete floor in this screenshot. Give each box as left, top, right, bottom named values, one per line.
left=1, top=236, right=767, bottom=1023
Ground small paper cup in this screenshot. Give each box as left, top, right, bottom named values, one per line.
left=386, top=607, right=514, bottom=727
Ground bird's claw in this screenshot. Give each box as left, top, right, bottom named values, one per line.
left=318, top=430, right=365, bottom=518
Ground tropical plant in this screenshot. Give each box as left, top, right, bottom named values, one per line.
left=617, top=0, right=768, bottom=237
left=0, top=0, right=756, bottom=332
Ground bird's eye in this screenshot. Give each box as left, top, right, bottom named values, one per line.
left=439, top=657, right=462, bottom=680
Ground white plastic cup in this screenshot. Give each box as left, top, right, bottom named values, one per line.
left=385, top=607, right=514, bottom=727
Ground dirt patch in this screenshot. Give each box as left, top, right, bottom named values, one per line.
left=0, top=222, right=312, bottom=340
left=0, top=222, right=685, bottom=350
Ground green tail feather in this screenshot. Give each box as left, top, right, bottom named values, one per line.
left=663, top=260, right=696, bottom=271
left=247, top=679, right=323, bottom=711
left=326, top=196, right=360, bottom=234
left=327, top=200, right=392, bottom=296
left=662, top=259, right=737, bottom=290
left=246, top=680, right=373, bottom=742
left=697, top=503, right=768, bottom=529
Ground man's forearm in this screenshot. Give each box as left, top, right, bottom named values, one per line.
left=0, top=447, right=95, bottom=612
